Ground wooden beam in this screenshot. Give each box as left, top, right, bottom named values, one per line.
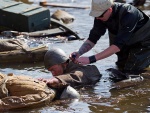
left=40, top=2, right=90, bottom=9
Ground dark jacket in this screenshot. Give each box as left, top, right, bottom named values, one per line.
left=88, top=3, right=150, bottom=71
left=88, top=3, right=149, bottom=49
left=55, top=61, right=101, bottom=87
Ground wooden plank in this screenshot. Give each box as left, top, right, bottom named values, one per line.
left=22, top=18, right=82, bottom=40
left=40, top=2, right=90, bottom=9
left=27, top=27, right=67, bottom=37
left=50, top=18, right=82, bottom=39
left=0, top=46, right=48, bottom=63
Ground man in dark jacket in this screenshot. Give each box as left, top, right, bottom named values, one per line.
left=70, top=0, right=150, bottom=73
left=39, top=48, right=101, bottom=88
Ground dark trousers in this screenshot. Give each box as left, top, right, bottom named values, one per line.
left=109, top=32, right=150, bottom=72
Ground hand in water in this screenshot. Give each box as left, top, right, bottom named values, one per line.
left=38, top=77, right=61, bottom=88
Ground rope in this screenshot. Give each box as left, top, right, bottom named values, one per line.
left=0, top=74, right=8, bottom=98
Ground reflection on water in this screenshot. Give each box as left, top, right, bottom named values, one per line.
left=2, top=0, right=150, bottom=113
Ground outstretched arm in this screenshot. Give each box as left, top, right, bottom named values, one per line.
left=95, top=45, right=120, bottom=61
left=38, top=78, right=63, bottom=88
left=77, top=45, right=120, bottom=65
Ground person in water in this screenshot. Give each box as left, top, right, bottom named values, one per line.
left=70, top=0, right=150, bottom=74
left=38, top=48, right=101, bottom=88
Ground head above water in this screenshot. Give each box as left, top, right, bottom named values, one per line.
left=89, top=0, right=114, bottom=17
left=44, top=48, right=69, bottom=69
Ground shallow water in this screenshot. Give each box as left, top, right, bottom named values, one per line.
left=2, top=0, right=150, bottom=112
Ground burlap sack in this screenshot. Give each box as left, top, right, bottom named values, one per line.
left=51, top=10, right=75, bottom=24
left=0, top=73, right=56, bottom=111
left=0, top=39, right=29, bottom=52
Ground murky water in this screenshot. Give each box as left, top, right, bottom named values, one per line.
left=2, top=0, right=150, bottom=112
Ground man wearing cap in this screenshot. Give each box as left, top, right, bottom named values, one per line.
left=38, top=48, right=101, bottom=89
left=70, top=0, right=150, bottom=73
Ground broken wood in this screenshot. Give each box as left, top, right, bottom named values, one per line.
left=1, top=18, right=83, bottom=40
left=40, top=2, right=90, bottom=9
left=0, top=45, right=48, bottom=63
left=27, top=27, right=67, bottom=37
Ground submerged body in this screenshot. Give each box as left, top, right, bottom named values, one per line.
left=55, top=61, right=101, bottom=87
left=40, top=48, right=101, bottom=89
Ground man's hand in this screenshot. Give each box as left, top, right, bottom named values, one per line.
left=69, top=51, right=80, bottom=63
left=46, top=77, right=60, bottom=87
left=76, top=56, right=90, bottom=65
left=38, top=77, right=61, bottom=88
left=69, top=52, right=91, bottom=65
left=38, top=78, right=48, bottom=83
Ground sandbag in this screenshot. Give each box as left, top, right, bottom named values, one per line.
left=0, top=39, right=29, bottom=52
left=0, top=73, right=56, bottom=111
left=51, top=10, right=75, bottom=24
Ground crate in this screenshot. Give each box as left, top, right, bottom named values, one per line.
left=0, top=0, right=50, bottom=32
